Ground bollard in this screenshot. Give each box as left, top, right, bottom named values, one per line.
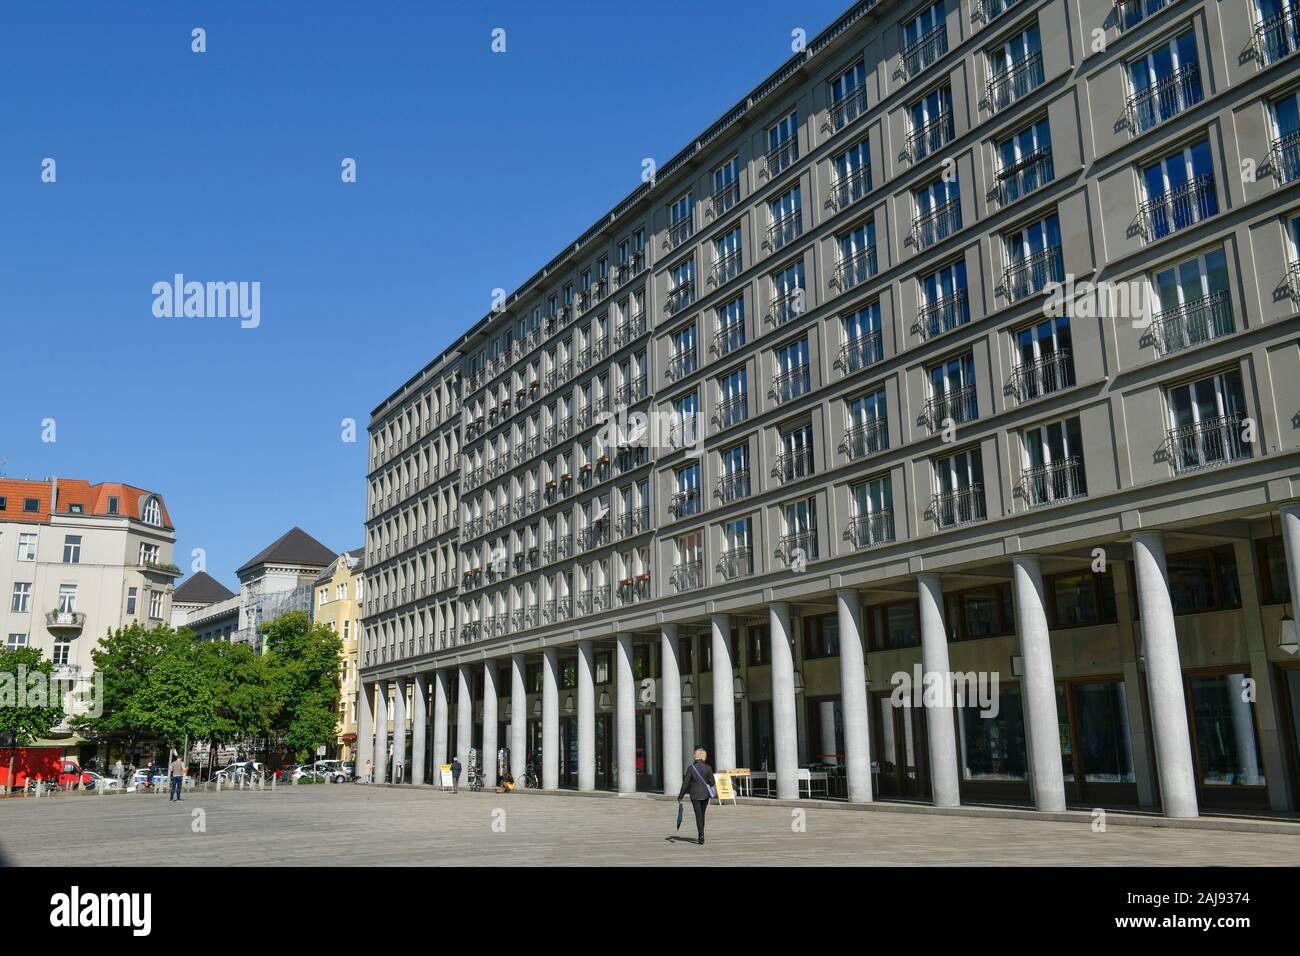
left=216, top=776, right=222, bottom=793
left=271, top=774, right=277, bottom=791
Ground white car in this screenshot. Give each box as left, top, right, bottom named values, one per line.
left=82, top=771, right=122, bottom=792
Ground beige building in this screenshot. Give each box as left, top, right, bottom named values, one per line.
left=314, top=549, right=365, bottom=759
left=360, top=0, right=1300, bottom=817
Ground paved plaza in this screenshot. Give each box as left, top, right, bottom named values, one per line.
left=2, top=785, right=1298, bottom=866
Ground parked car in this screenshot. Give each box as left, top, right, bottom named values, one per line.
left=80, top=770, right=122, bottom=792
left=216, top=761, right=265, bottom=782
left=130, top=767, right=168, bottom=789
left=313, top=760, right=347, bottom=782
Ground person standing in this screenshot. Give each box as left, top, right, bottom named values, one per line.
left=450, top=756, right=462, bottom=794
left=363, top=758, right=373, bottom=784
left=677, top=748, right=716, bottom=845
left=112, top=759, right=124, bottom=785
left=168, top=752, right=185, bottom=802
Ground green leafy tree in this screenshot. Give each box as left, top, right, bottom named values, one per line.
left=0, top=647, right=66, bottom=793
left=195, top=640, right=276, bottom=770
left=124, top=641, right=218, bottom=758
left=263, top=611, right=343, bottom=761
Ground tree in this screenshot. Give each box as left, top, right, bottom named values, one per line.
left=196, top=640, right=275, bottom=768
left=0, top=647, right=66, bottom=793
left=123, top=641, right=218, bottom=757
left=262, top=611, right=343, bottom=762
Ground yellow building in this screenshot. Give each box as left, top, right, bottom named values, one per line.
left=313, top=549, right=364, bottom=761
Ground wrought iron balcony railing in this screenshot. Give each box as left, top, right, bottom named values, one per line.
left=768, top=208, right=803, bottom=250
left=1288, top=260, right=1300, bottom=305
left=844, top=511, right=895, bottom=549
left=833, top=245, right=878, bottom=291
left=715, top=470, right=751, bottom=503
left=931, top=485, right=987, bottom=528
left=767, top=287, right=805, bottom=326
left=924, top=384, right=978, bottom=430
left=840, top=418, right=889, bottom=460
left=772, top=446, right=815, bottom=483
left=902, top=24, right=947, bottom=78
left=1127, top=67, right=1202, bottom=135
left=770, top=365, right=811, bottom=405
left=717, top=547, right=754, bottom=580
left=713, top=322, right=745, bottom=357
left=670, top=560, right=704, bottom=592
left=1148, top=290, right=1233, bottom=356
left=907, top=108, right=953, bottom=162
left=766, top=138, right=799, bottom=179
left=986, top=52, right=1043, bottom=114
left=667, top=216, right=694, bottom=251
left=829, top=85, right=868, bottom=131
left=670, top=489, right=702, bottom=518
left=777, top=530, right=819, bottom=564
left=977, top=0, right=1024, bottom=23
left=666, top=282, right=696, bottom=316
left=1020, top=457, right=1087, bottom=508
left=1255, top=6, right=1300, bottom=65
left=1138, top=173, right=1217, bottom=241
left=710, top=249, right=743, bottom=287
left=1164, top=415, right=1251, bottom=474
left=1009, top=349, right=1074, bottom=403
left=616, top=251, right=646, bottom=284
left=617, top=506, right=650, bottom=539
left=911, top=199, right=961, bottom=249
left=836, top=331, right=884, bottom=374
left=996, top=147, right=1053, bottom=205
left=1269, top=130, right=1300, bottom=185
left=1003, top=245, right=1064, bottom=301
left=916, top=290, right=969, bottom=340
left=712, top=179, right=741, bottom=217
left=829, top=163, right=872, bottom=210
left=666, top=348, right=699, bottom=382
left=613, top=315, right=647, bottom=348
left=713, top=393, right=748, bottom=429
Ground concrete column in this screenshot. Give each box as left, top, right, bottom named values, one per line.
left=1281, top=504, right=1300, bottom=614
left=510, top=653, right=526, bottom=781
left=432, top=669, right=449, bottom=772
left=616, top=632, right=637, bottom=793
left=819, top=702, right=838, bottom=764
left=918, top=573, right=960, bottom=808
left=660, top=623, right=682, bottom=795
left=356, top=681, right=374, bottom=782
left=1132, top=531, right=1199, bottom=818
left=836, top=589, right=872, bottom=803
left=1011, top=555, right=1067, bottom=812
left=391, top=677, right=407, bottom=784
left=372, top=678, right=388, bottom=785
left=482, top=661, right=499, bottom=787
left=456, top=664, right=473, bottom=781
left=411, top=673, right=428, bottom=785
left=710, top=613, right=736, bottom=770
left=542, top=647, right=560, bottom=789
left=769, top=603, right=800, bottom=800
left=577, top=641, right=596, bottom=792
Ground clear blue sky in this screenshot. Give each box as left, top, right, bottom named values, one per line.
left=0, top=0, right=849, bottom=590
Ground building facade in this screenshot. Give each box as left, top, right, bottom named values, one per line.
left=0, top=476, right=178, bottom=741
left=313, top=549, right=365, bottom=759
left=360, top=0, right=1300, bottom=817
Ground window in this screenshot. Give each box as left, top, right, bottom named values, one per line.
left=673, top=532, right=703, bottom=591
left=1269, top=89, right=1300, bottom=185
left=996, top=118, right=1054, bottom=205
left=1013, top=314, right=1075, bottom=401
left=946, top=583, right=1013, bottom=641
left=1004, top=213, right=1063, bottom=301
left=769, top=186, right=802, bottom=250
left=830, top=60, right=867, bottom=130
left=903, top=1, right=948, bottom=77
left=848, top=474, right=895, bottom=548
left=767, top=111, right=799, bottom=176
left=150, top=590, right=164, bottom=619
left=1164, top=547, right=1242, bottom=614
left=867, top=601, right=919, bottom=650
left=1119, top=0, right=1169, bottom=32
left=318, top=587, right=328, bottom=607
left=1128, top=31, right=1202, bottom=134
left=11, top=583, right=31, bottom=613
left=670, top=391, right=700, bottom=449
left=836, top=221, right=877, bottom=290
left=17, top=532, right=37, bottom=561
left=57, top=584, right=77, bottom=613
left=715, top=295, right=745, bottom=357
left=778, top=424, right=815, bottom=483
left=1139, top=139, right=1218, bottom=241
left=141, top=496, right=162, bottom=526
left=844, top=388, right=888, bottom=460
left=1187, top=671, right=1266, bottom=789
left=717, top=366, right=748, bottom=429
left=773, top=337, right=811, bottom=404
left=1256, top=0, right=1300, bottom=65
left=1046, top=570, right=1117, bottom=628
left=986, top=24, right=1043, bottom=113
left=933, top=446, right=986, bottom=528
left=668, top=322, right=698, bottom=382
left=672, top=463, right=701, bottom=517
left=908, top=84, right=954, bottom=161
left=667, top=258, right=695, bottom=315
left=1023, top=417, right=1087, bottom=506
left=139, top=542, right=160, bottom=566
left=23, top=498, right=39, bottom=513
left=803, top=613, right=839, bottom=659
left=831, top=138, right=872, bottom=209
left=668, top=192, right=694, bottom=249
left=713, top=157, right=741, bottom=215
left=1164, top=368, right=1251, bottom=473
left=126, top=587, right=138, bottom=615
left=53, top=637, right=71, bottom=667
left=957, top=685, right=1028, bottom=782
left=770, top=260, right=806, bottom=326
left=839, top=302, right=883, bottom=373
left=712, top=226, right=742, bottom=287
left=62, top=535, right=81, bottom=564
left=913, top=176, right=961, bottom=249
left=719, top=516, right=753, bottom=579
left=6, top=634, right=28, bottom=651
left=918, top=260, right=969, bottom=339
left=782, top=496, right=819, bottom=561
left=926, top=352, right=977, bottom=428
left=718, top=443, right=751, bottom=502
left=0, top=497, right=6, bottom=510
left=1149, top=248, right=1232, bottom=354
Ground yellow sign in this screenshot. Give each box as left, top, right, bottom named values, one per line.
left=715, top=772, right=736, bottom=803
left=439, top=764, right=454, bottom=789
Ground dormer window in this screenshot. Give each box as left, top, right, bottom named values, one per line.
left=141, top=496, right=162, bottom=526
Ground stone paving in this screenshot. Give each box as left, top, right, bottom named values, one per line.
left=2, top=784, right=1297, bottom=866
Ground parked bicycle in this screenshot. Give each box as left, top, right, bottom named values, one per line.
left=522, top=760, right=540, bottom=789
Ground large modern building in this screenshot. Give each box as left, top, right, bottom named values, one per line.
left=0, top=475, right=178, bottom=751
left=360, top=0, right=1300, bottom=818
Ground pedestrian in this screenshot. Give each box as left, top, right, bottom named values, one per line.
left=677, top=747, right=717, bottom=845
left=451, top=756, right=462, bottom=793
left=112, top=759, right=124, bottom=784
left=363, top=758, right=373, bottom=784
left=168, top=752, right=185, bottom=802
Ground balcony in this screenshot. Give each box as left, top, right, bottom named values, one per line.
left=768, top=209, right=803, bottom=250
left=911, top=199, right=961, bottom=250
left=667, top=216, right=694, bottom=251
left=829, top=86, right=868, bottom=132
left=996, top=147, right=1053, bottom=205
left=1269, top=131, right=1300, bottom=185
left=1003, top=245, right=1064, bottom=301
left=1116, top=0, right=1167, bottom=30
left=670, top=560, right=704, bottom=592
left=1138, top=173, right=1217, bottom=242
left=977, top=0, right=1024, bottom=23
left=616, top=577, right=651, bottom=606
left=713, top=393, right=748, bottom=430
left=844, top=511, right=895, bottom=549
left=833, top=245, right=878, bottom=292
left=669, top=489, right=702, bottom=518
left=617, top=506, right=650, bottom=539
left=836, top=331, right=884, bottom=374
left=715, top=470, right=751, bottom=504
left=710, top=249, right=743, bottom=288
left=1289, top=261, right=1300, bottom=306
left=931, top=485, right=987, bottom=528
left=772, top=446, right=815, bottom=484
left=830, top=164, right=872, bottom=210
left=665, top=282, right=696, bottom=316
left=45, top=610, right=85, bottom=631
left=841, top=418, right=888, bottom=460
left=902, top=24, right=947, bottom=78
left=916, top=291, right=969, bottom=340
left=777, top=530, right=818, bottom=564
left=579, top=524, right=611, bottom=551
left=1126, top=67, right=1202, bottom=135
left=577, top=585, right=610, bottom=615
left=460, top=622, right=481, bottom=643
left=1148, top=291, right=1233, bottom=356
left=986, top=52, right=1043, bottom=114
left=616, top=251, right=646, bottom=285
left=1255, top=6, right=1300, bottom=65
left=666, top=348, right=699, bottom=383
left=770, top=365, right=811, bottom=405
left=906, top=109, right=953, bottom=163
left=924, top=385, right=977, bottom=430
left=139, top=559, right=182, bottom=577
left=1009, top=349, right=1074, bottom=403
left=1165, top=415, right=1251, bottom=474
left=767, top=287, right=805, bottom=327
left=713, top=322, right=745, bottom=357
left=765, top=138, right=799, bottom=179
left=712, top=179, right=741, bottom=217
left=1020, top=457, right=1087, bottom=508
left=717, top=547, right=753, bottom=580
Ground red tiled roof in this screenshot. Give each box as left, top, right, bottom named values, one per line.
left=0, top=478, right=172, bottom=529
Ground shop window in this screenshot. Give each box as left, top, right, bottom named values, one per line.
left=945, top=583, right=1013, bottom=641
left=1134, top=546, right=1241, bottom=616
left=802, top=614, right=839, bottom=659
left=867, top=600, right=920, bottom=650
left=748, top=624, right=770, bottom=666
left=1046, top=570, right=1117, bottom=628
left=957, top=685, right=1027, bottom=782
left=1187, top=672, right=1266, bottom=789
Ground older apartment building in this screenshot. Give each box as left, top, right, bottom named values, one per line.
left=313, top=548, right=366, bottom=759
left=361, top=0, right=1300, bottom=818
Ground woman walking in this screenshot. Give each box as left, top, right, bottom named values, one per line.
left=677, top=748, right=716, bottom=845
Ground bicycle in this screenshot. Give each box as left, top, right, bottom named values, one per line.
left=522, top=761, right=540, bottom=789
left=467, top=765, right=484, bottom=792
